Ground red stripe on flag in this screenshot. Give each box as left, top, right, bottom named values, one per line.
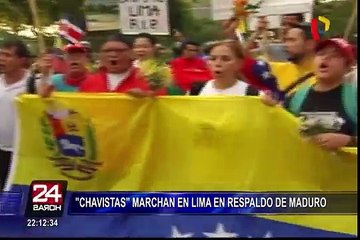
left=311, top=18, right=320, bottom=41
left=59, top=19, right=85, bottom=43
left=66, top=27, right=84, bottom=42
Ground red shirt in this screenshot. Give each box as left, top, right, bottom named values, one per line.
left=170, top=57, right=213, bottom=91
left=80, top=67, right=151, bottom=93
left=66, top=72, right=88, bottom=87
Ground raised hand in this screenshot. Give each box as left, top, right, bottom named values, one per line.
left=38, top=53, right=54, bottom=77
left=260, top=91, right=280, bottom=106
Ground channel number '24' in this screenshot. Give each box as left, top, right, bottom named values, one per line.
left=33, top=185, right=62, bottom=203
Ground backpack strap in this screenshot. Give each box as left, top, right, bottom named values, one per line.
left=283, top=72, right=315, bottom=94
left=26, top=73, right=37, bottom=94
left=190, top=81, right=206, bottom=96
left=342, top=83, right=357, bottom=126
left=288, top=85, right=313, bottom=116
left=245, top=85, right=259, bottom=96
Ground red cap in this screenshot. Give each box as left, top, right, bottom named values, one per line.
left=316, top=38, right=355, bottom=64
left=64, top=43, right=87, bottom=53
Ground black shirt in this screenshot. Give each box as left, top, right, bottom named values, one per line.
left=284, top=85, right=356, bottom=136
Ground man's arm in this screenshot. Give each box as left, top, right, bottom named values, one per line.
left=36, top=53, right=55, bottom=97
left=243, top=17, right=270, bottom=57
left=223, top=16, right=240, bottom=39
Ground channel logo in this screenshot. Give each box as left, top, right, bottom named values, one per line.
left=25, top=180, right=68, bottom=217
left=311, top=16, right=330, bottom=41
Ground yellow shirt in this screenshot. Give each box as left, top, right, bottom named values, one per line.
left=269, top=59, right=316, bottom=93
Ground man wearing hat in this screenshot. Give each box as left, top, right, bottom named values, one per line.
left=38, top=43, right=90, bottom=95
left=262, top=38, right=357, bottom=150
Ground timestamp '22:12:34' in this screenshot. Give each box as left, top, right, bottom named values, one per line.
left=27, top=218, right=59, bottom=227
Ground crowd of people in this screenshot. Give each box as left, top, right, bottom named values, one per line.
left=0, top=14, right=357, bottom=190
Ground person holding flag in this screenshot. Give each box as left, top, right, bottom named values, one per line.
left=262, top=38, right=357, bottom=150
left=223, top=16, right=317, bottom=99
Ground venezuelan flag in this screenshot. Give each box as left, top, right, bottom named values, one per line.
left=0, top=94, right=356, bottom=237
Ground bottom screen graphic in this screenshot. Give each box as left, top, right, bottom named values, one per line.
left=0, top=182, right=356, bottom=237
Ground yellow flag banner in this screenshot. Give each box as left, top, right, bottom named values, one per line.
left=6, top=94, right=357, bottom=237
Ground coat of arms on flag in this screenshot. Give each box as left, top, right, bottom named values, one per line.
left=40, top=101, right=101, bottom=181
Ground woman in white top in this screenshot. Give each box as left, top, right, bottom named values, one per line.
left=190, top=40, right=259, bottom=96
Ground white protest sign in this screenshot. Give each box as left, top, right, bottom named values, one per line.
left=255, top=0, right=314, bottom=16
left=248, top=0, right=314, bottom=30
left=211, top=0, right=233, bottom=21
left=211, top=0, right=314, bottom=29
left=119, top=0, right=170, bottom=35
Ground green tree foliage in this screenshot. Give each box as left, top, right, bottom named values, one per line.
left=0, top=0, right=85, bottom=32
left=313, top=0, right=357, bottom=40
left=0, top=0, right=28, bottom=32
left=85, top=4, right=118, bottom=14
left=168, top=0, right=222, bottom=43
left=169, top=0, right=193, bottom=34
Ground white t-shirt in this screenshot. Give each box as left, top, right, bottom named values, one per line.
left=0, top=71, right=30, bottom=151
left=107, top=70, right=131, bottom=91
left=199, top=80, right=250, bottom=96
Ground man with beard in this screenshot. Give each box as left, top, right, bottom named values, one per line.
left=223, top=16, right=316, bottom=95
left=243, top=19, right=317, bottom=94
left=0, top=39, right=31, bottom=190
left=259, top=14, right=304, bottom=62
left=271, top=22, right=317, bottom=92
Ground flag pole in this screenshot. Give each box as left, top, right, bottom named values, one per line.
left=28, top=0, right=46, bottom=54
left=344, top=0, right=357, bottom=40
